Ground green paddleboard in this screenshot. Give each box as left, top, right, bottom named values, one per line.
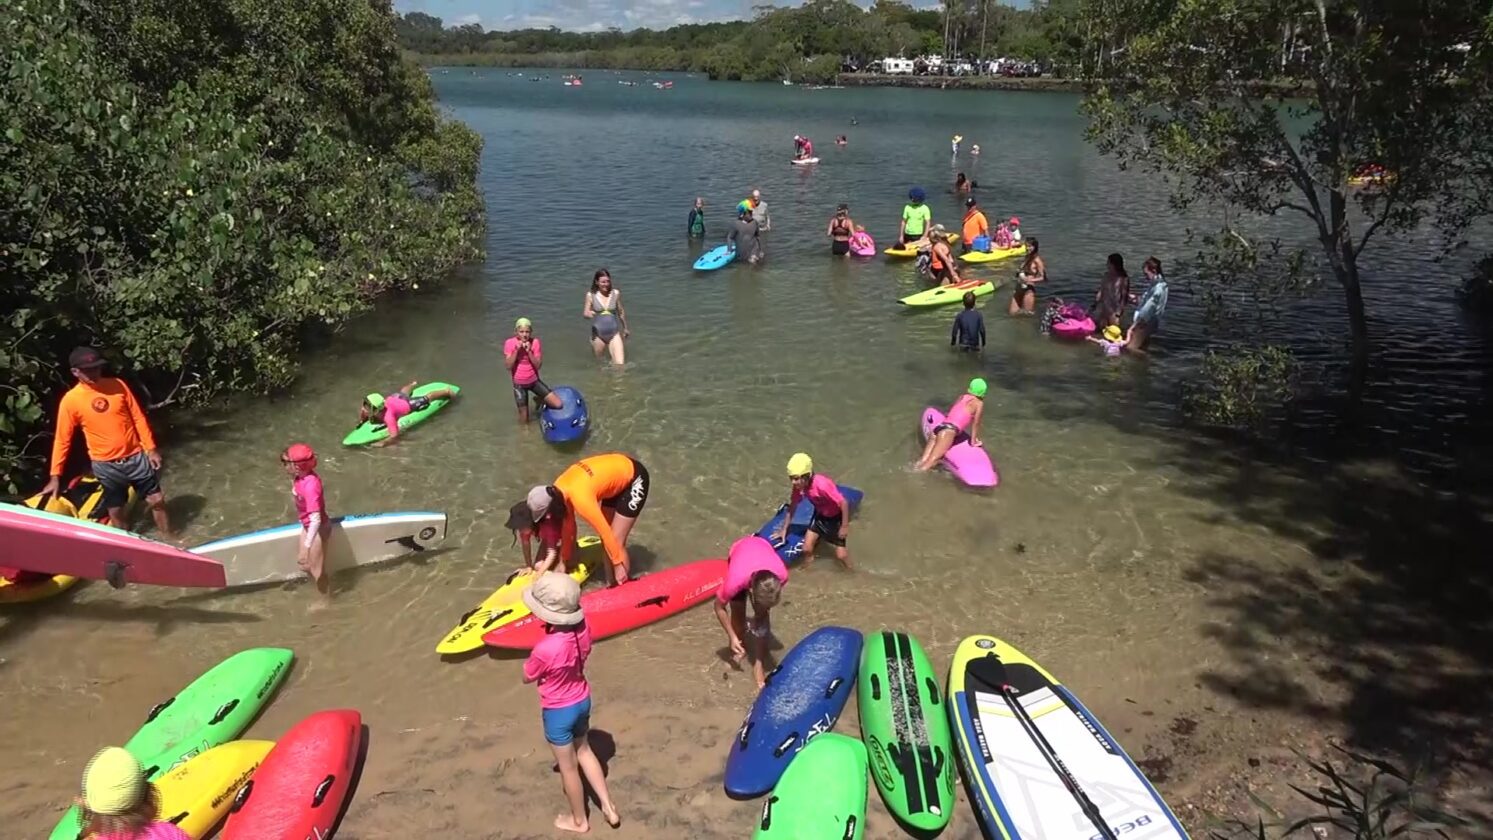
left=342, top=382, right=460, bottom=447
left=753, top=732, right=867, bottom=840
left=858, top=631, right=956, bottom=833
left=898, top=278, right=997, bottom=308
left=47, top=647, right=293, bottom=840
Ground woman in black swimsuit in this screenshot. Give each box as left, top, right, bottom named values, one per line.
left=1010, top=237, right=1045, bottom=315
left=826, top=204, right=856, bottom=257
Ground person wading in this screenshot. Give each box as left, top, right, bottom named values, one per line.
left=41, top=347, right=174, bottom=541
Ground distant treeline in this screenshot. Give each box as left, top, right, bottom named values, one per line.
left=396, top=0, right=1081, bottom=83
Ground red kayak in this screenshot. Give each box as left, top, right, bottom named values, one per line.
left=222, top=709, right=362, bottom=840
left=483, top=559, right=728, bottom=650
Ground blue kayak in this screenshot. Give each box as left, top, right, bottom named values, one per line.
left=724, top=626, right=864, bottom=799
left=694, top=244, right=736, bottom=271
left=754, top=485, right=863, bottom=564
left=539, top=386, right=590, bottom=444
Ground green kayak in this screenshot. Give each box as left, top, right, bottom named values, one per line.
left=342, top=382, right=460, bottom=446
left=47, top=647, right=293, bottom=840
left=898, top=278, right=998, bottom=308
left=858, top=631, right=956, bottom=833
left=753, top=733, right=867, bottom=840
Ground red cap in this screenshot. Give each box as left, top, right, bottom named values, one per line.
left=282, top=443, right=317, bottom=471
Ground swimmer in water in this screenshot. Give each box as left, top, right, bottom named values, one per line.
left=583, top=269, right=628, bottom=365
left=971, top=143, right=981, bottom=156
left=835, top=135, right=848, bottom=146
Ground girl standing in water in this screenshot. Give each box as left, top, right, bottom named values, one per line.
left=826, top=204, right=856, bottom=257
left=1127, top=256, right=1169, bottom=352
left=1093, top=253, right=1132, bottom=329
left=1010, top=237, right=1046, bottom=315
left=583, top=269, right=628, bottom=365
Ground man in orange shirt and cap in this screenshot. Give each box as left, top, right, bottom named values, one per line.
left=40, top=347, right=174, bottom=537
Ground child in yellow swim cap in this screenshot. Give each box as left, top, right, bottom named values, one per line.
left=776, top=453, right=853, bottom=570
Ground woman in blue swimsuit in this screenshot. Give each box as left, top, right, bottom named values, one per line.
left=583, top=269, right=629, bottom=365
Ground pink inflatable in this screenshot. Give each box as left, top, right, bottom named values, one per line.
left=920, top=408, right=999, bottom=488
left=1051, top=316, right=1095, bottom=339
left=849, top=232, right=876, bottom=257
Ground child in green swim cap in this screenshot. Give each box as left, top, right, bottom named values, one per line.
left=915, top=378, right=986, bottom=472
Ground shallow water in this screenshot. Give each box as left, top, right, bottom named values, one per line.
left=3, top=70, right=1491, bottom=836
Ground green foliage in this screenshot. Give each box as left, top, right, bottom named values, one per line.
left=1209, top=746, right=1469, bottom=839
left=0, top=0, right=484, bottom=494
left=1081, top=0, right=1492, bottom=379
left=1182, top=346, right=1298, bottom=432
left=395, top=0, right=1074, bottom=79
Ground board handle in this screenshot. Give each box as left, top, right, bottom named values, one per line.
left=869, top=673, right=882, bottom=701
left=823, top=676, right=844, bottom=699
left=635, top=594, right=669, bottom=609
left=483, top=607, right=515, bottom=629
left=312, top=774, right=337, bottom=807
left=145, top=696, right=176, bottom=723
left=165, top=811, right=189, bottom=825
left=841, top=815, right=858, bottom=840
left=230, top=780, right=253, bottom=813
left=759, top=795, right=778, bottom=830
left=772, top=733, right=797, bottom=758
left=925, top=676, right=941, bottom=706
left=458, top=606, right=479, bottom=624
left=209, top=698, right=240, bottom=725
left=736, top=719, right=754, bottom=747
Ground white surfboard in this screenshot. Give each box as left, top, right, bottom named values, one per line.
left=192, top=512, right=447, bottom=588
left=791, top=156, right=820, bottom=165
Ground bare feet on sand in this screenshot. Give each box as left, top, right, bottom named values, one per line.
left=602, top=804, right=621, bottom=828
left=555, top=814, right=588, bottom=833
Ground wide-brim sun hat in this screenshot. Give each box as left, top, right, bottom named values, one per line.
left=522, top=571, right=585, bottom=626
left=82, top=746, right=146, bottom=816
left=1104, top=325, right=1123, bottom=341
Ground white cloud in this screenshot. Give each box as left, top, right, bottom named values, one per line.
left=454, top=12, right=481, bottom=25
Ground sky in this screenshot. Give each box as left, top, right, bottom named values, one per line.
left=392, top=0, right=945, bottom=34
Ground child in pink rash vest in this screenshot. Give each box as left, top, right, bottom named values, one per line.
left=282, top=443, right=330, bottom=597
left=777, top=452, right=852, bottom=569
left=358, top=381, right=456, bottom=445
left=714, top=535, right=788, bottom=687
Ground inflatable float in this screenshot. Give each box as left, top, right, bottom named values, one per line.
left=921, top=407, right=999, bottom=488
left=849, top=233, right=876, bottom=257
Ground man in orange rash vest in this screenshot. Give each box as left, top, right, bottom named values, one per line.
left=510, top=453, right=650, bottom=587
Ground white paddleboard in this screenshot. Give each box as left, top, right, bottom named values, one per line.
left=192, top=512, right=447, bottom=588
left=950, top=636, right=1189, bottom=840
left=791, top=157, right=820, bottom=165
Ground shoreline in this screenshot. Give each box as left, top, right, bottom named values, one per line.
left=833, top=73, right=1087, bottom=92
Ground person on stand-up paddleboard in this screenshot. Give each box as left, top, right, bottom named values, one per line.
left=899, top=186, right=931, bottom=246
left=504, top=317, right=564, bottom=426
left=42, top=347, right=174, bottom=540
left=915, top=378, right=986, bottom=472
left=359, top=381, right=457, bottom=446
left=281, top=443, right=330, bottom=598
left=73, top=746, right=191, bottom=839
left=687, top=197, right=705, bottom=238
left=520, top=572, right=621, bottom=833
left=727, top=206, right=764, bottom=265
left=714, top=534, right=787, bottom=688
left=519, top=453, right=650, bottom=587
left=777, top=453, right=852, bottom=570
left=582, top=269, right=628, bottom=366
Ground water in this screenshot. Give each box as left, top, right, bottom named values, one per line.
left=4, top=70, right=1491, bottom=835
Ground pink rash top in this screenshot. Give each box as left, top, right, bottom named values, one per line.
left=503, top=336, right=542, bottom=385
left=94, top=824, right=192, bottom=840
left=382, top=393, right=413, bottom=430
left=524, top=623, right=593, bottom=709
left=791, top=474, right=846, bottom=519
left=717, top=535, right=788, bottom=603
left=945, top=393, right=979, bottom=432
left=292, top=472, right=326, bottom=529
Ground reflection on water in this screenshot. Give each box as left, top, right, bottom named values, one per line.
left=2, top=70, right=1490, bottom=836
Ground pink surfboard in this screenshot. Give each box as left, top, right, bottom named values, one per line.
left=921, top=408, right=999, bottom=488
left=850, top=234, right=876, bottom=257
left=0, top=502, right=226, bottom=588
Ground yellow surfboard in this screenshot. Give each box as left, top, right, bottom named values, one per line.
left=435, top=536, right=601, bottom=655
left=885, top=232, right=960, bottom=258
left=0, top=478, right=135, bottom=604
left=156, top=740, right=275, bottom=838
left=959, top=243, right=1027, bottom=263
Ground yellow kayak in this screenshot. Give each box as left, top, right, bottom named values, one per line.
left=959, top=243, right=1027, bottom=263
left=0, top=476, right=137, bottom=604
left=885, top=232, right=959, bottom=258
left=436, top=536, right=601, bottom=654
left=155, top=740, right=275, bottom=838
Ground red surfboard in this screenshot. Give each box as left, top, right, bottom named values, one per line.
left=0, top=502, right=225, bottom=588
left=483, top=559, right=728, bottom=650
left=221, top=709, right=362, bottom=840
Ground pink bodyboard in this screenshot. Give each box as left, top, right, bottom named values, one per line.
left=921, top=408, right=999, bottom=488
left=1051, top=317, right=1095, bottom=340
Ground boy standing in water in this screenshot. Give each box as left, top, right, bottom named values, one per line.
left=775, top=453, right=852, bottom=570
left=282, top=443, right=330, bottom=597
left=688, top=197, right=705, bottom=238
left=951, top=292, right=986, bottom=352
